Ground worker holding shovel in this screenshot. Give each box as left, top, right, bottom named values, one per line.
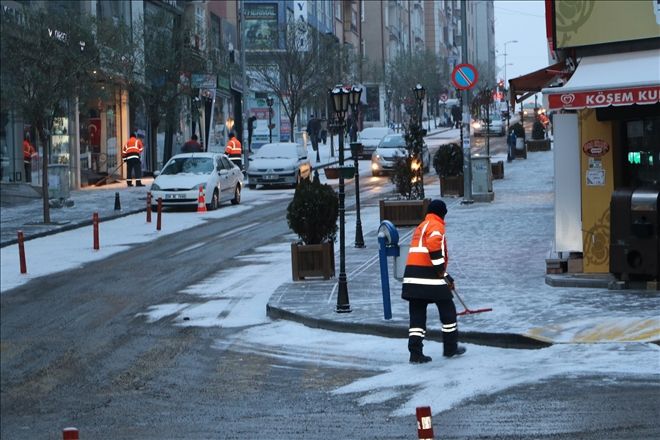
left=401, top=199, right=467, bottom=363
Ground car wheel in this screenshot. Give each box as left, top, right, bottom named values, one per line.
left=208, top=189, right=220, bottom=210
left=231, top=184, right=241, bottom=205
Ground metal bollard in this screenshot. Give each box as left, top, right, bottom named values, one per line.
left=416, top=406, right=434, bottom=440
left=114, top=192, right=121, bottom=210
left=146, top=192, right=152, bottom=223
left=62, top=427, right=79, bottom=440
left=17, top=230, right=27, bottom=274
left=156, top=197, right=162, bottom=231
left=93, top=212, right=99, bottom=250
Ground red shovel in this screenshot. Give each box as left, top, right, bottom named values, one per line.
left=453, top=287, right=493, bottom=316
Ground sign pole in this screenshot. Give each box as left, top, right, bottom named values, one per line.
left=460, top=0, right=473, bottom=203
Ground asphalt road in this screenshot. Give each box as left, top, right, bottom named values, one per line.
left=2, top=130, right=658, bottom=439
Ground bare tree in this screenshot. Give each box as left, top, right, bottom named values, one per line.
left=249, top=20, right=334, bottom=142
left=1, top=5, right=98, bottom=223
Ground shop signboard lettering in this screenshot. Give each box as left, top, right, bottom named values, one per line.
left=548, top=86, right=660, bottom=110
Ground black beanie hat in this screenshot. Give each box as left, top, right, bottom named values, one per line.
left=427, top=199, right=447, bottom=219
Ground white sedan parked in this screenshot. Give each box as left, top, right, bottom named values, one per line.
left=150, top=152, right=243, bottom=210
left=246, top=142, right=312, bottom=189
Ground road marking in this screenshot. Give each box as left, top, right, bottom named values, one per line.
left=172, top=242, right=206, bottom=256
left=217, top=222, right=259, bottom=238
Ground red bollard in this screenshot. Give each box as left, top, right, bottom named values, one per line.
left=146, top=192, right=152, bottom=223
left=156, top=197, right=162, bottom=231
left=62, top=427, right=79, bottom=440
left=416, top=406, right=434, bottom=440
left=17, top=230, right=26, bottom=274
left=93, top=212, right=100, bottom=250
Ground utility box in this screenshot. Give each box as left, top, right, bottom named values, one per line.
left=610, top=187, right=659, bottom=280
left=471, top=155, right=494, bottom=202
left=47, top=164, right=70, bottom=200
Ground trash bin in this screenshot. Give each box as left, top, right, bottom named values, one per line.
left=47, top=164, right=70, bottom=199
left=610, top=187, right=659, bottom=280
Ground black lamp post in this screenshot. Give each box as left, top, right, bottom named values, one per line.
left=330, top=84, right=351, bottom=313
left=348, top=85, right=365, bottom=248
left=412, top=83, right=426, bottom=199
left=266, top=97, right=274, bottom=143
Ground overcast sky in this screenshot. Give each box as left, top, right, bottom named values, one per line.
left=494, top=0, right=549, bottom=83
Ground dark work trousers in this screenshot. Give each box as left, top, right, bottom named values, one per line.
left=126, top=157, right=142, bottom=183
left=229, top=156, right=242, bottom=170
left=408, top=298, right=458, bottom=354
left=24, top=160, right=32, bottom=183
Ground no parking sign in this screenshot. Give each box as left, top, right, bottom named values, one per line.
left=451, top=63, right=478, bottom=90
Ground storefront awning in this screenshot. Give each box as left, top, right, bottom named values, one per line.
left=508, top=60, right=569, bottom=106
left=543, top=49, right=660, bottom=110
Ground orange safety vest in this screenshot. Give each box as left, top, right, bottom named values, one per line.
left=122, top=136, right=143, bottom=159
left=401, top=213, right=452, bottom=301
left=224, top=138, right=242, bottom=157
left=23, top=140, right=35, bottom=161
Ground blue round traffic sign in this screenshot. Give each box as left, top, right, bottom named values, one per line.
left=451, top=63, right=479, bottom=90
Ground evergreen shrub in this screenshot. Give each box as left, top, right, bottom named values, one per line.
left=286, top=175, right=338, bottom=245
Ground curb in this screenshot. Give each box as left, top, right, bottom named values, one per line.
left=266, top=304, right=553, bottom=350
left=0, top=207, right=145, bottom=248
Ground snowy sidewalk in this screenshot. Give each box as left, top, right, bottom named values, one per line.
left=267, top=149, right=660, bottom=346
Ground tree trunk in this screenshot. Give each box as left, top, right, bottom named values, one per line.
left=164, top=115, right=174, bottom=164
left=289, top=115, right=296, bottom=143
left=149, top=117, right=160, bottom=171
left=37, top=123, right=50, bottom=224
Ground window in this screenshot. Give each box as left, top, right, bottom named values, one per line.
left=624, top=116, right=660, bottom=186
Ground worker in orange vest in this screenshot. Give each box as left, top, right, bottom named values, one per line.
left=224, top=132, right=242, bottom=169
left=401, top=199, right=466, bottom=363
left=23, top=136, right=36, bottom=183
left=122, top=132, right=144, bottom=186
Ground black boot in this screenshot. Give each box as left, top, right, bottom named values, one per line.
left=443, top=345, right=466, bottom=358
left=409, top=335, right=432, bottom=364
left=410, top=352, right=433, bottom=364
left=136, top=180, right=145, bottom=187
left=127, top=181, right=133, bottom=187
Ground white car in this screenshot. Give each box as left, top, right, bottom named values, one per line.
left=472, top=118, right=505, bottom=136
left=150, top=152, right=243, bottom=210
left=371, top=134, right=431, bottom=177
left=357, top=126, right=394, bottom=159
left=246, top=142, right=312, bottom=189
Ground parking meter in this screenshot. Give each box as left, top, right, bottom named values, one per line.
left=377, top=221, right=400, bottom=320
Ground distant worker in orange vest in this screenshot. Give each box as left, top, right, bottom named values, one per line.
left=122, top=131, right=144, bottom=187
left=23, top=136, right=36, bottom=183
left=224, top=132, right=242, bottom=169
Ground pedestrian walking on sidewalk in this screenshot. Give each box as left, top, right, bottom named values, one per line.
left=122, top=131, right=144, bottom=187
left=401, top=199, right=466, bottom=363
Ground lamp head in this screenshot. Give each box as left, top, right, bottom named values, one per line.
left=330, top=84, right=350, bottom=120
left=349, top=85, right=362, bottom=108
left=413, top=83, right=425, bottom=101
left=266, top=97, right=274, bottom=107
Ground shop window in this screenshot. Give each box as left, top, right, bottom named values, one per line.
left=624, top=116, right=660, bottom=187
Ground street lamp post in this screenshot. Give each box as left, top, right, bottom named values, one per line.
left=412, top=83, right=426, bottom=200
left=503, top=40, right=518, bottom=131
left=348, top=85, right=365, bottom=249
left=330, top=85, right=351, bottom=313
left=266, top=96, right=274, bottom=143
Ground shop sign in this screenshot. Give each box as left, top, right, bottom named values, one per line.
left=191, top=73, right=216, bottom=89
left=548, top=85, right=660, bottom=110
left=582, top=139, right=610, bottom=157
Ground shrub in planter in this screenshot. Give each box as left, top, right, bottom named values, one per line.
left=286, top=174, right=338, bottom=245
left=509, top=122, right=525, bottom=139
left=432, top=142, right=463, bottom=177
left=532, top=120, right=546, bottom=140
